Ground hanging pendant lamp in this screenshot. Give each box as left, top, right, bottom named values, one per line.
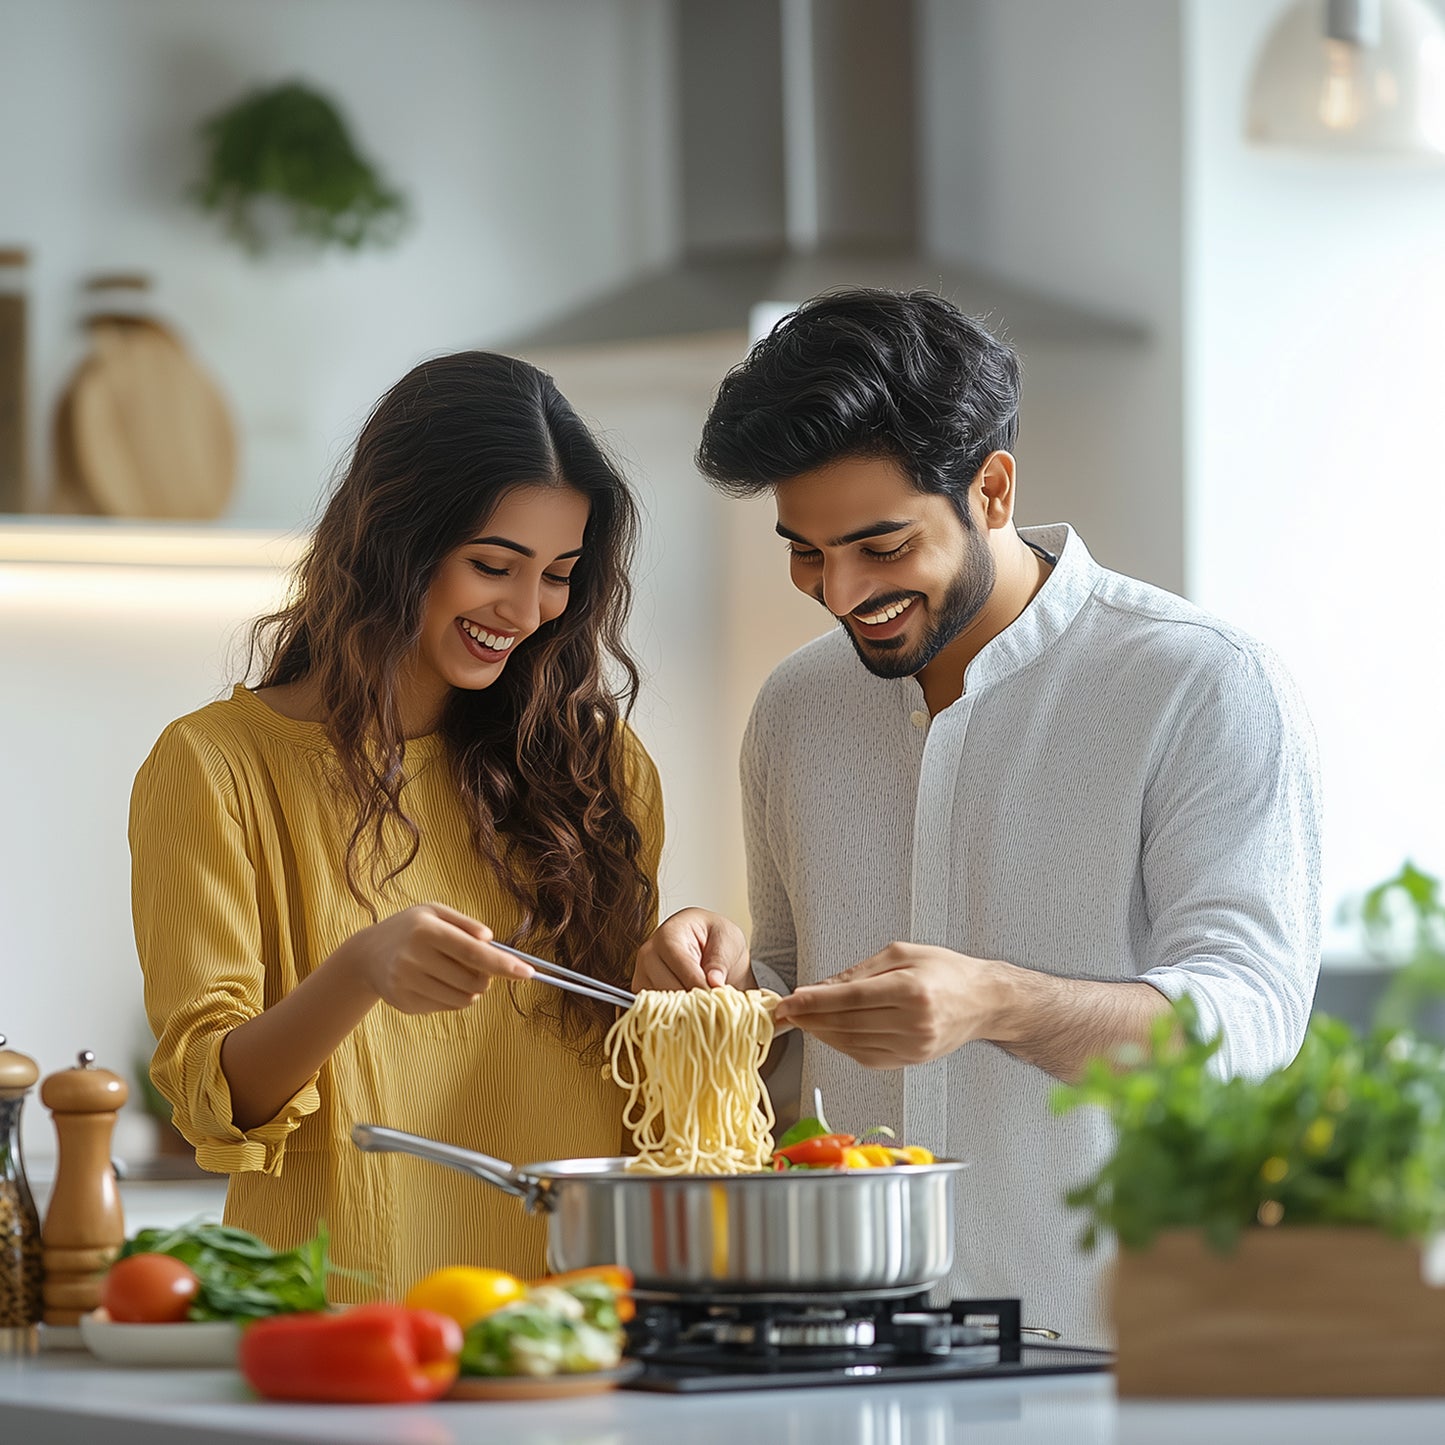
left=1246, top=0, right=1445, bottom=158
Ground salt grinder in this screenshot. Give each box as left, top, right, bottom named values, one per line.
left=40, top=1051, right=127, bottom=1325
left=0, top=1035, right=44, bottom=1351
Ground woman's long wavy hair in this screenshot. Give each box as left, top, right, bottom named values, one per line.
left=249, top=351, right=655, bottom=1056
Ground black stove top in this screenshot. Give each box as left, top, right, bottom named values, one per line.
left=624, top=1294, right=1111, bottom=1394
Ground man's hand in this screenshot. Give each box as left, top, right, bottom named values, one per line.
left=772, top=943, right=1004, bottom=1068
left=773, top=942, right=1173, bottom=1080
left=634, top=908, right=753, bottom=992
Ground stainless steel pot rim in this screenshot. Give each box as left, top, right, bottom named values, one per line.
left=518, top=1155, right=971, bottom=1181
left=630, top=1283, right=937, bottom=1303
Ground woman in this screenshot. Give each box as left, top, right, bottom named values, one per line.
left=130, top=352, right=661, bottom=1300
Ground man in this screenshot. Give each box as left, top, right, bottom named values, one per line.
left=635, top=288, right=1320, bottom=1344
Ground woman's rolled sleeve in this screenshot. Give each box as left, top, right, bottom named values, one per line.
left=131, top=720, right=320, bottom=1175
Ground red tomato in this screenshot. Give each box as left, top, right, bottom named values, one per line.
left=101, top=1253, right=202, bottom=1323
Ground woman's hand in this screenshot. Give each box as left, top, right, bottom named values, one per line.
left=221, top=903, right=529, bottom=1130
left=633, top=908, right=752, bottom=993
left=342, top=903, right=534, bottom=1015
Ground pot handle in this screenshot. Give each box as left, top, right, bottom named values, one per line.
left=351, top=1122, right=535, bottom=1203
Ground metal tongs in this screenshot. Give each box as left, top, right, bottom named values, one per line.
left=488, top=939, right=636, bottom=1010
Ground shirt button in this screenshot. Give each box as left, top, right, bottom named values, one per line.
left=910, top=710, right=929, bottom=730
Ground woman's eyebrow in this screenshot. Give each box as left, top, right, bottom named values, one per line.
left=775, top=519, right=915, bottom=547
left=467, top=535, right=584, bottom=560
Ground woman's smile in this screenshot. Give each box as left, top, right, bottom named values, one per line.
left=455, top=616, right=518, bottom=661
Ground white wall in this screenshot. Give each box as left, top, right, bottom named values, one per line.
left=0, top=0, right=681, bottom=1165
left=918, top=0, right=1186, bottom=593
left=0, top=0, right=677, bottom=527
left=1, top=559, right=290, bottom=1165
left=1185, top=0, right=1445, bottom=948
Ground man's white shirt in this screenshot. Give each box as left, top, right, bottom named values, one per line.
left=743, top=524, right=1322, bottom=1345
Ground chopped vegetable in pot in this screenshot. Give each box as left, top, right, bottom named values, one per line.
left=771, top=1111, right=934, bottom=1170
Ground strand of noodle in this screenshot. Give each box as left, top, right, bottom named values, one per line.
left=604, top=987, right=779, bottom=1174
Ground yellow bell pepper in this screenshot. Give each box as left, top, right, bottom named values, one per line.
left=842, top=1145, right=897, bottom=1168
left=887, top=1145, right=934, bottom=1166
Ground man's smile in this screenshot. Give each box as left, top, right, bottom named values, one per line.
left=854, top=596, right=916, bottom=626
left=847, top=594, right=919, bottom=643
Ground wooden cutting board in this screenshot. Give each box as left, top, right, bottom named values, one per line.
left=48, top=384, right=99, bottom=515
left=57, top=316, right=236, bottom=519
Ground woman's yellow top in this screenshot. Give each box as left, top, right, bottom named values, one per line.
left=129, top=685, right=662, bottom=1301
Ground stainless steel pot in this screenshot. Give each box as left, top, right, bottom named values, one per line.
left=352, top=1123, right=966, bottom=1295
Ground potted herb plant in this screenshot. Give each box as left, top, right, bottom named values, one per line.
left=191, top=81, right=407, bottom=256
left=1055, top=987, right=1445, bottom=1396
left=1355, top=861, right=1445, bottom=1038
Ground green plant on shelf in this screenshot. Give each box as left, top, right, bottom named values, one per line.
left=132, top=1052, right=171, bottom=1122
left=1052, top=994, right=1445, bottom=1255
left=192, top=80, right=408, bottom=255
left=1351, top=860, right=1445, bottom=1035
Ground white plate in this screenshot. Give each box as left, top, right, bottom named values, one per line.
left=79, top=1311, right=241, bottom=1367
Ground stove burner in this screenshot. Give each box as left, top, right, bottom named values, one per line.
left=624, top=1295, right=1111, bottom=1394
left=630, top=1294, right=1019, bottom=1372
left=707, top=1310, right=878, bottom=1350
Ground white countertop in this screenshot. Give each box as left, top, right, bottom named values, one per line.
left=5, top=1350, right=1445, bottom=1445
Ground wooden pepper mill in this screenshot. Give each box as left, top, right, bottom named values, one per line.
left=40, top=1051, right=128, bottom=1325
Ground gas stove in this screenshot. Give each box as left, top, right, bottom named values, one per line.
left=624, top=1293, right=1111, bottom=1393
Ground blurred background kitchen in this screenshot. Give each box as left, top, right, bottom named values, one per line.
left=2, top=0, right=1443, bottom=1183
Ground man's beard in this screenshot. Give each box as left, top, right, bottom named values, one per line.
left=835, top=526, right=996, bottom=680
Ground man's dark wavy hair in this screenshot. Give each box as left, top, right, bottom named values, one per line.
left=696, top=288, right=1022, bottom=529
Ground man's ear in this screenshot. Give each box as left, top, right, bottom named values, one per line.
left=974, top=451, right=1017, bottom=530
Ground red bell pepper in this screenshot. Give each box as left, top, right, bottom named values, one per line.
left=772, top=1133, right=856, bottom=1167
left=239, top=1304, right=463, bottom=1404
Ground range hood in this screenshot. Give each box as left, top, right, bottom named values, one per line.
left=504, top=0, right=1143, bottom=352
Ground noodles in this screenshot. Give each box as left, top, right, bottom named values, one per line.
left=604, top=987, right=780, bottom=1175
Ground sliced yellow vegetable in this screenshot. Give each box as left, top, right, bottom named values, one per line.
left=888, top=1145, right=934, bottom=1166
left=404, top=1266, right=526, bottom=1329
left=842, top=1145, right=896, bottom=1168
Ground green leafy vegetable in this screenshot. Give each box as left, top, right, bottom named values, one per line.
left=459, top=1282, right=623, bottom=1377
left=563, top=1279, right=627, bottom=1334
left=118, top=1220, right=350, bottom=1321
left=1053, top=995, right=1445, bottom=1254
left=775, top=1117, right=830, bottom=1151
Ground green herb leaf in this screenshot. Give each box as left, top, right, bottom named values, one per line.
left=775, top=1117, right=830, bottom=1150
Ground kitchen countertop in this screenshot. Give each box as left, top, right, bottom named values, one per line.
left=6, top=1350, right=1445, bottom=1445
